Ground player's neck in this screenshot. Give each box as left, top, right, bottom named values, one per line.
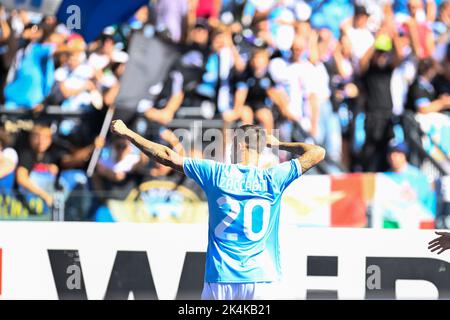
left=238, top=152, right=260, bottom=167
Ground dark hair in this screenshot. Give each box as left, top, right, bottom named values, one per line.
left=23, top=22, right=39, bottom=31
left=354, top=5, right=369, bottom=16
left=194, top=18, right=209, bottom=31
left=99, top=33, right=114, bottom=44
left=211, top=24, right=230, bottom=39
left=0, top=128, right=10, bottom=149
left=233, top=124, right=266, bottom=154
left=417, top=58, right=435, bottom=76
left=251, top=47, right=270, bottom=60
left=40, top=23, right=56, bottom=43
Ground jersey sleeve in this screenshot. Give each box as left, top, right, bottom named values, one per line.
left=413, top=85, right=431, bottom=111
left=236, top=70, right=249, bottom=90
left=269, top=159, right=302, bottom=193
left=18, top=150, right=34, bottom=171
left=183, top=157, right=217, bottom=189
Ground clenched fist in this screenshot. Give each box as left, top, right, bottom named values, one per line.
left=110, top=120, right=129, bottom=137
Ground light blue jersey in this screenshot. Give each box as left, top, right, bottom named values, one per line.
left=183, top=158, right=302, bottom=283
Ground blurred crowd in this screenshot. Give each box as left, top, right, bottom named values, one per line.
left=0, top=0, right=449, bottom=220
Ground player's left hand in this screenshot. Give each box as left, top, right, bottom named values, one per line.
left=428, top=231, right=450, bottom=254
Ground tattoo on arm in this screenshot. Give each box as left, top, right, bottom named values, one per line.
left=126, top=131, right=184, bottom=173
left=278, top=142, right=326, bottom=174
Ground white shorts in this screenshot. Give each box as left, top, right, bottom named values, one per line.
left=201, top=282, right=281, bottom=300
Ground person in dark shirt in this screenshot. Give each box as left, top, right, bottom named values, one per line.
left=227, top=48, right=292, bottom=132
left=359, top=28, right=402, bottom=172
left=145, top=20, right=211, bottom=126
left=432, top=44, right=450, bottom=97
left=407, top=58, right=450, bottom=114
left=16, top=124, right=64, bottom=207
left=406, top=58, right=450, bottom=158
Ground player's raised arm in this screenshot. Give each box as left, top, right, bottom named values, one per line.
left=110, top=120, right=184, bottom=173
left=266, top=134, right=326, bottom=174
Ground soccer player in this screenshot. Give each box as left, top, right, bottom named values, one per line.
left=110, top=120, right=326, bottom=300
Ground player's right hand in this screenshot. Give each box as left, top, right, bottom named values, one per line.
left=110, top=120, right=128, bottom=137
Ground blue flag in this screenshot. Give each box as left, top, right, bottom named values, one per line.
left=56, top=0, right=148, bottom=42
left=2, top=0, right=148, bottom=42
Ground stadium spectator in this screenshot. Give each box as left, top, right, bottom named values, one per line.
left=0, top=5, right=11, bottom=103
left=359, top=21, right=402, bottom=172
left=228, top=48, right=293, bottom=132
left=16, top=124, right=63, bottom=207
left=88, top=34, right=116, bottom=73
left=311, top=32, right=343, bottom=164
left=390, top=23, right=417, bottom=117
left=51, top=37, right=102, bottom=143
left=155, top=0, right=189, bottom=43
left=3, top=21, right=66, bottom=111
left=432, top=43, right=450, bottom=96
left=59, top=136, right=105, bottom=170
left=407, top=58, right=450, bottom=114
left=197, top=24, right=245, bottom=118
left=95, top=136, right=141, bottom=184
left=53, top=37, right=96, bottom=111
left=406, top=58, right=450, bottom=158
left=389, top=141, right=423, bottom=175
left=284, top=36, right=320, bottom=137
left=433, top=1, right=450, bottom=62
left=92, top=135, right=143, bottom=202
left=100, top=50, right=129, bottom=107
left=387, top=141, right=435, bottom=215
left=0, top=128, right=17, bottom=179
left=145, top=19, right=210, bottom=126
left=403, top=0, right=436, bottom=59
left=329, top=32, right=359, bottom=168
left=341, top=5, right=375, bottom=63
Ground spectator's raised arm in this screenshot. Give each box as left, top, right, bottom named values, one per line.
left=359, top=44, right=375, bottom=74
left=266, top=87, right=297, bottom=122
left=225, top=31, right=245, bottom=72
left=15, top=125, right=60, bottom=207
left=60, top=136, right=105, bottom=169
left=0, top=6, right=10, bottom=42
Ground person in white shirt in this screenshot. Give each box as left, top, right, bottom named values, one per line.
left=96, top=137, right=141, bottom=183
left=88, top=34, right=116, bottom=72
left=0, top=129, right=18, bottom=179
left=284, top=36, right=342, bottom=163
left=55, top=50, right=97, bottom=112
left=342, top=5, right=375, bottom=64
